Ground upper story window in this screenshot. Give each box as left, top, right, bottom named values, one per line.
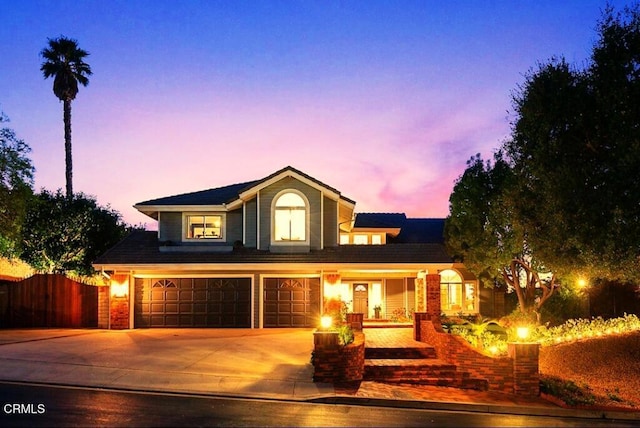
left=184, top=214, right=224, bottom=240
left=273, top=191, right=307, bottom=242
left=339, top=233, right=385, bottom=245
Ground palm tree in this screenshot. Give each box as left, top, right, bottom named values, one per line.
left=40, top=36, right=92, bottom=198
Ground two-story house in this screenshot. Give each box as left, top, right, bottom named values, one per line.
left=94, top=166, right=481, bottom=329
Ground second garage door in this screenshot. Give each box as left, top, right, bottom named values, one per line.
left=263, top=277, right=319, bottom=327
left=134, top=277, right=251, bottom=328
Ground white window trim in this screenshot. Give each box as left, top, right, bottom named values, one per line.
left=182, top=212, right=226, bottom=242
left=270, top=189, right=310, bottom=246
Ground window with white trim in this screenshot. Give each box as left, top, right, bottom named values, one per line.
left=184, top=214, right=224, bottom=240
left=274, top=192, right=307, bottom=242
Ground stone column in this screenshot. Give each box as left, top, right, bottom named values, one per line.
left=508, top=342, right=540, bottom=396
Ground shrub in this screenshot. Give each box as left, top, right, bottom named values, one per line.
left=540, top=375, right=595, bottom=406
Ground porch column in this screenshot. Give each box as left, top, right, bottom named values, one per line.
left=415, top=277, right=426, bottom=312
left=425, top=273, right=441, bottom=320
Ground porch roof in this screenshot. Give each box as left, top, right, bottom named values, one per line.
left=93, top=230, right=453, bottom=267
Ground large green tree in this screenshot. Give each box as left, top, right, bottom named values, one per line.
left=40, top=36, right=92, bottom=198
left=507, top=5, right=640, bottom=282
left=0, top=112, right=34, bottom=257
left=20, top=190, right=128, bottom=276
left=445, top=153, right=559, bottom=321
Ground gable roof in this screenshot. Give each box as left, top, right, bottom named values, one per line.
left=135, top=166, right=356, bottom=219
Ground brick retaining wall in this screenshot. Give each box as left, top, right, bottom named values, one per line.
left=418, top=318, right=539, bottom=396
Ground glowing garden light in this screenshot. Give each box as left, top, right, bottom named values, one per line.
left=516, top=326, right=530, bottom=341
left=320, top=316, right=333, bottom=330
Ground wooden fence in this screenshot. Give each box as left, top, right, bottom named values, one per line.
left=0, top=274, right=107, bottom=328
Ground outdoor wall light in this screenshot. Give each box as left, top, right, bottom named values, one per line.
left=320, top=316, right=333, bottom=330
left=110, top=275, right=129, bottom=298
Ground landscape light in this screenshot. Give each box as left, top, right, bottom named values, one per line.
left=320, top=316, right=333, bottom=330
left=516, top=326, right=530, bottom=341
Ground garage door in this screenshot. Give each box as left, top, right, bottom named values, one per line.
left=264, top=277, right=319, bottom=327
left=134, top=277, right=251, bottom=327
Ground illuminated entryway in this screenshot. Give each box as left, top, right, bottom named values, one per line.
left=353, top=284, right=368, bottom=314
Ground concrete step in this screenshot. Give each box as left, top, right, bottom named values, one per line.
left=365, top=346, right=437, bottom=360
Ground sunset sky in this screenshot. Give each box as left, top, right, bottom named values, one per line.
left=1, top=1, right=628, bottom=228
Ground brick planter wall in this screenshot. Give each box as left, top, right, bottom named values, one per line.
left=110, top=295, right=130, bottom=329
left=313, top=331, right=365, bottom=383
left=417, top=318, right=540, bottom=397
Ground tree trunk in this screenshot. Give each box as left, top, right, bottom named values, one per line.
left=63, top=99, right=73, bottom=198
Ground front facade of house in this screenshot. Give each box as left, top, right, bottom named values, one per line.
left=94, top=166, right=482, bottom=329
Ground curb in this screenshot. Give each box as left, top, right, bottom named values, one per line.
left=2, top=379, right=639, bottom=421
left=308, top=395, right=640, bottom=421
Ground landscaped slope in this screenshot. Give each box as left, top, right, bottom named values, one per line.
left=539, top=331, right=640, bottom=409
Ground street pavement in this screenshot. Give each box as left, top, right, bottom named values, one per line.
left=0, top=327, right=637, bottom=422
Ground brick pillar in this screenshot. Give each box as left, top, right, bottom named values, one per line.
left=508, top=342, right=540, bottom=396
left=413, top=312, right=429, bottom=342
left=313, top=331, right=340, bottom=382
left=110, top=295, right=130, bottom=329
left=425, top=274, right=441, bottom=320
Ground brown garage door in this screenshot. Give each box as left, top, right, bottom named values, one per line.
left=264, top=277, right=319, bottom=327
left=135, top=277, right=251, bottom=327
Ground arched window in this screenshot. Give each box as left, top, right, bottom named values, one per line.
left=273, top=192, right=307, bottom=242
left=440, top=269, right=463, bottom=312
left=440, top=269, right=477, bottom=313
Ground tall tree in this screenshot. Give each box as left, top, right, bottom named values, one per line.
left=507, top=5, right=640, bottom=282
left=40, top=36, right=92, bottom=198
left=0, top=112, right=34, bottom=257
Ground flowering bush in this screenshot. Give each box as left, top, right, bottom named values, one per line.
left=390, top=307, right=413, bottom=322
left=446, top=313, right=640, bottom=356
left=539, top=313, right=640, bottom=345
left=323, top=298, right=348, bottom=322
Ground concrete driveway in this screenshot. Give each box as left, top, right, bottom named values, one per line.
left=0, top=328, right=334, bottom=400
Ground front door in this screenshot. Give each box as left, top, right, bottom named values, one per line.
left=353, top=283, right=368, bottom=315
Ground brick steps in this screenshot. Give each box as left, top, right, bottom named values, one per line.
left=365, top=346, right=437, bottom=360
left=364, top=344, right=488, bottom=391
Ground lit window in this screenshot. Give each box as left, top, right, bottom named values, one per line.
left=186, top=214, right=223, bottom=239
left=464, top=283, right=476, bottom=311
left=340, top=234, right=350, bottom=245
left=371, top=234, right=382, bottom=245
left=274, top=192, right=307, bottom=241
left=440, top=269, right=463, bottom=312
left=353, top=234, right=368, bottom=245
